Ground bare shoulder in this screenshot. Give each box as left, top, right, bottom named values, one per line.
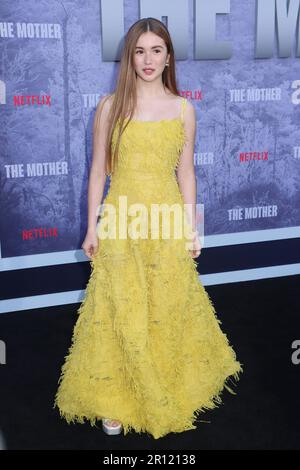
left=95, top=93, right=114, bottom=117
left=172, top=94, right=196, bottom=120
left=185, top=98, right=196, bottom=119
left=183, top=98, right=196, bottom=138
left=93, top=94, right=115, bottom=135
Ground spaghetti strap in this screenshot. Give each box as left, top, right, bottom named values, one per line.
left=180, top=97, right=187, bottom=122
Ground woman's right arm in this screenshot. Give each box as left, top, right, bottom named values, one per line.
left=82, top=94, right=112, bottom=259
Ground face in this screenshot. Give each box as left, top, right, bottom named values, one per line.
left=133, top=31, right=170, bottom=81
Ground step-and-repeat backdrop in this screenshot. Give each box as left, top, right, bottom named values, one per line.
left=1, top=0, right=300, bottom=310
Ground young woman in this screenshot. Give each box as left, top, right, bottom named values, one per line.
left=54, top=17, right=243, bottom=440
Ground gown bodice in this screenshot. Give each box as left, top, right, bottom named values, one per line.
left=110, top=97, right=187, bottom=179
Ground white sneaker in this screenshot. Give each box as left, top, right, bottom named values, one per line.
left=102, top=418, right=123, bottom=435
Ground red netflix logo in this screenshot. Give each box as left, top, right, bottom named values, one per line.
left=240, top=151, right=269, bottom=162
left=13, top=95, right=51, bottom=106
left=22, top=227, right=58, bottom=240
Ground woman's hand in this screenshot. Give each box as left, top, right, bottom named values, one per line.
left=189, top=230, right=202, bottom=259
left=81, top=230, right=99, bottom=259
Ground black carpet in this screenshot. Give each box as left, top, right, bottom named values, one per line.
left=0, top=275, right=299, bottom=450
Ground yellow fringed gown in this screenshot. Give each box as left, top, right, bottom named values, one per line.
left=53, top=97, right=243, bottom=439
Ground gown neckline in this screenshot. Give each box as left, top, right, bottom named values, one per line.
left=124, top=116, right=183, bottom=125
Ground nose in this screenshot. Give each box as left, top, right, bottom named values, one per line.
left=144, top=52, right=153, bottom=64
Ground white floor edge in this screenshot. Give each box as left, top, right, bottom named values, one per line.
left=0, top=263, right=299, bottom=314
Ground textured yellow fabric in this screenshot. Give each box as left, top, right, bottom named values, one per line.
left=53, top=97, right=243, bottom=439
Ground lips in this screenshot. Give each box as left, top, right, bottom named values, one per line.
left=143, top=68, right=155, bottom=75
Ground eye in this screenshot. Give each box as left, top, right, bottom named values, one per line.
left=135, top=49, right=161, bottom=54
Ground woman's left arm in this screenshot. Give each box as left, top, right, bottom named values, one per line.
left=176, top=99, right=197, bottom=233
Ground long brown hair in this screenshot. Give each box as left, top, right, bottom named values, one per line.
left=98, top=17, right=181, bottom=176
